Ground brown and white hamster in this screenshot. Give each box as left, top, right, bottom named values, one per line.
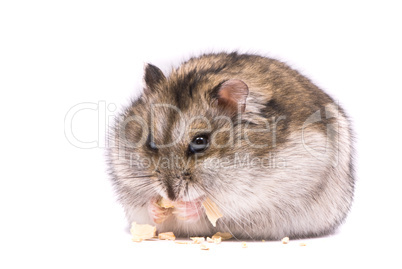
left=107, top=52, right=354, bottom=240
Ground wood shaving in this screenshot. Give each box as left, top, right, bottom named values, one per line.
left=202, top=198, right=223, bottom=227
left=281, top=237, right=290, bottom=244
left=212, top=232, right=232, bottom=240
left=241, top=242, right=248, bottom=248
left=299, top=243, right=307, bottom=246
left=207, top=236, right=221, bottom=244
left=158, top=232, right=176, bottom=240
left=130, top=222, right=156, bottom=242
left=190, top=237, right=205, bottom=244
left=213, top=237, right=221, bottom=244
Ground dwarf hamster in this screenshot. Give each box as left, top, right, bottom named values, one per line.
left=107, top=52, right=354, bottom=240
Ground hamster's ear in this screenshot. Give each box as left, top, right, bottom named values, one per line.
left=213, top=79, right=249, bottom=114
left=144, top=63, right=166, bottom=91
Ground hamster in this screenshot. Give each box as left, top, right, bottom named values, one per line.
left=107, top=52, right=354, bottom=240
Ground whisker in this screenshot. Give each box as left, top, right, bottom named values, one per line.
left=131, top=174, right=155, bottom=178
left=185, top=189, right=192, bottom=238
left=196, top=186, right=239, bottom=239
left=190, top=186, right=210, bottom=234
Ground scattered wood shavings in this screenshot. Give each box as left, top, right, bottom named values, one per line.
left=202, top=198, right=223, bottom=227
left=190, top=237, right=205, bottom=244
left=206, top=236, right=222, bottom=244
left=158, top=232, right=176, bottom=240
left=241, top=242, right=248, bottom=248
left=130, top=222, right=156, bottom=242
left=212, top=232, right=232, bottom=240
left=281, top=237, right=290, bottom=244
left=299, top=243, right=307, bottom=246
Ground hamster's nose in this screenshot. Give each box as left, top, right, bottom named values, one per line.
left=171, top=170, right=192, bottom=181
left=182, top=170, right=192, bottom=181
left=162, top=170, right=192, bottom=200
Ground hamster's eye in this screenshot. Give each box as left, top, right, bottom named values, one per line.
left=147, top=134, right=158, bottom=152
left=189, top=134, right=209, bottom=154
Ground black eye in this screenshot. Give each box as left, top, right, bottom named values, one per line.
left=147, top=133, right=158, bottom=151
left=189, top=135, right=209, bottom=154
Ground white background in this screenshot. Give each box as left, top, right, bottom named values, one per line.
left=1, top=1, right=401, bottom=268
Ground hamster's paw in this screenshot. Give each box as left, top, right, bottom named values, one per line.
left=148, top=198, right=172, bottom=224
left=172, top=199, right=203, bottom=223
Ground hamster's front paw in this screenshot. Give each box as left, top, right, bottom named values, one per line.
left=148, top=198, right=172, bottom=224
left=172, top=199, right=203, bottom=223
